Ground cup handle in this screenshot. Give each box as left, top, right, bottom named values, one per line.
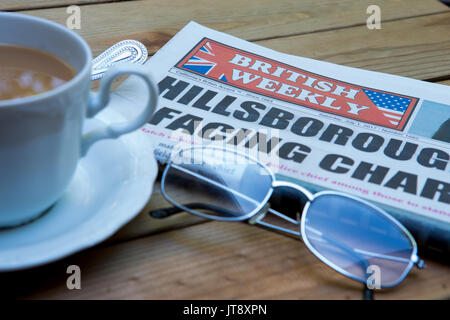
left=80, top=64, right=158, bottom=156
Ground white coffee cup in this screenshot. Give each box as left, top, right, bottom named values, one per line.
left=0, top=12, right=158, bottom=227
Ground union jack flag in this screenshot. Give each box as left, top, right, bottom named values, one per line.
left=181, top=41, right=229, bottom=82
left=362, top=89, right=411, bottom=126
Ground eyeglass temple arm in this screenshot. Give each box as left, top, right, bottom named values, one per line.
left=251, top=208, right=300, bottom=237
left=149, top=202, right=243, bottom=219
left=150, top=202, right=300, bottom=233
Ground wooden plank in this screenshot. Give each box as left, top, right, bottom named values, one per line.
left=256, top=12, right=450, bottom=81
left=0, top=0, right=129, bottom=11
left=2, top=0, right=449, bottom=302
left=8, top=221, right=450, bottom=299
left=21, top=0, right=449, bottom=58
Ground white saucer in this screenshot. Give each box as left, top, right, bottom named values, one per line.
left=0, top=107, right=158, bottom=272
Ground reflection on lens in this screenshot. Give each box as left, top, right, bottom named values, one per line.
left=163, top=147, right=274, bottom=221
left=303, top=193, right=414, bottom=287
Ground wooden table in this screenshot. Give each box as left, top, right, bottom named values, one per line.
left=2, top=0, right=449, bottom=300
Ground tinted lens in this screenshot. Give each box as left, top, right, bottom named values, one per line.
left=303, top=193, right=414, bottom=287
left=162, top=147, right=273, bottom=220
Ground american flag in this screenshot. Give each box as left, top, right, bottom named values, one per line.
left=181, top=42, right=228, bottom=82
left=362, top=89, right=411, bottom=126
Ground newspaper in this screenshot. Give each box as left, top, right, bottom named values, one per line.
left=111, top=22, right=450, bottom=251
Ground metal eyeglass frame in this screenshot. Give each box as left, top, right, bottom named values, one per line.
left=151, top=146, right=424, bottom=297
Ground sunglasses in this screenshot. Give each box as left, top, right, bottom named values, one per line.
left=149, top=146, right=424, bottom=299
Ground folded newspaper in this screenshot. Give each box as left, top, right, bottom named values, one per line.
left=111, top=22, right=450, bottom=254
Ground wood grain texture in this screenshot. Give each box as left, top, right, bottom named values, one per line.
left=4, top=0, right=450, bottom=300
left=256, top=12, right=450, bottom=81
left=21, top=2, right=450, bottom=82
left=21, top=0, right=449, bottom=57
left=0, top=0, right=130, bottom=11
left=7, top=221, right=449, bottom=300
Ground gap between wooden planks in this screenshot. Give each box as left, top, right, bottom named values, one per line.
left=0, top=0, right=132, bottom=11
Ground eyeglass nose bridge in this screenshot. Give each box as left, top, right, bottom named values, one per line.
left=271, top=180, right=314, bottom=201
left=248, top=180, right=315, bottom=237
